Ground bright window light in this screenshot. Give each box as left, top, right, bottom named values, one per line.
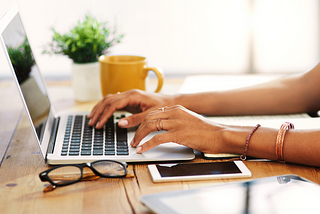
left=0, top=0, right=319, bottom=77
left=253, top=0, right=320, bottom=73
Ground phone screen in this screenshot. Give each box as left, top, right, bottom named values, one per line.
left=156, top=162, right=242, bottom=177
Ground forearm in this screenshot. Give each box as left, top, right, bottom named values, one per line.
left=173, top=64, right=320, bottom=116
left=221, top=125, right=320, bottom=167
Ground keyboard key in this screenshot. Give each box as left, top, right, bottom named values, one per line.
left=117, top=141, right=128, bottom=146
left=117, top=151, right=129, bottom=155
left=105, top=141, right=115, bottom=145
left=117, top=148, right=128, bottom=152
left=93, top=150, right=103, bottom=155
left=105, top=151, right=115, bottom=155
left=81, top=151, right=91, bottom=155
left=93, top=145, right=103, bottom=150
left=62, top=114, right=129, bottom=157
left=94, top=140, right=103, bottom=144
left=116, top=124, right=127, bottom=142
left=117, top=146, right=128, bottom=150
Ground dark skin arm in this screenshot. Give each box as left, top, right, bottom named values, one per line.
left=130, top=105, right=320, bottom=167
left=174, top=63, right=320, bottom=116
left=87, top=62, right=320, bottom=167
left=89, top=62, right=320, bottom=128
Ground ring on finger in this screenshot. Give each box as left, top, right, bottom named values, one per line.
left=155, top=119, right=163, bottom=131
left=159, top=119, right=163, bottom=131
left=158, top=106, right=167, bottom=112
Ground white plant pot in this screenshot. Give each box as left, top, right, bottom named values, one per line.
left=72, top=62, right=102, bottom=102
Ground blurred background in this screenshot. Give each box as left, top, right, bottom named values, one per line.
left=0, top=0, right=319, bottom=78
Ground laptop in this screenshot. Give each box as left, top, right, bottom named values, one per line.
left=0, top=4, right=195, bottom=164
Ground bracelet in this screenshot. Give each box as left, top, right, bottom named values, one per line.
left=276, top=122, right=294, bottom=163
left=240, top=124, right=261, bottom=161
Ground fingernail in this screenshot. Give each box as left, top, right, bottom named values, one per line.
left=88, top=119, right=92, bottom=125
left=118, top=119, right=128, bottom=127
left=130, top=139, right=134, bottom=146
left=96, top=122, right=100, bottom=128
left=136, top=146, right=142, bottom=153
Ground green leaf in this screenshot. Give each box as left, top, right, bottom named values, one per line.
left=43, top=14, right=123, bottom=63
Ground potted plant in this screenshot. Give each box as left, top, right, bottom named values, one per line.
left=44, top=15, right=123, bottom=101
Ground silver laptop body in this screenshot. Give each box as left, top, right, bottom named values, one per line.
left=0, top=4, right=195, bottom=164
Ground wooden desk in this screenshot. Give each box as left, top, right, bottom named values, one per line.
left=0, top=79, right=319, bottom=214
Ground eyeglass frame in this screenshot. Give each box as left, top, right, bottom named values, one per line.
left=39, top=160, right=128, bottom=187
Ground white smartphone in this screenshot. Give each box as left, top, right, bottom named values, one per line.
left=148, top=161, right=251, bottom=182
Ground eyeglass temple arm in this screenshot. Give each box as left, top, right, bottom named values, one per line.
left=45, top=172, right=134, bottom=182
left=43, top=176, right=101, bottom=193
left=47, top=172, right=98, bottom=181
left=43, top=174, right=134, bottom=192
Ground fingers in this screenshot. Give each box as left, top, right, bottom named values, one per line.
left=88, top=93, right=121, bottom=127
left=135, top=132, right=175, bottom=153
left=131, top=117, right=173, bottom=148
left=88, top=91, right=139, bottom=128
left=87, top=89, right=175, bottom=129
left=131, top=105, right=194, bottom=153
left=118, top=111, right=150, bottom=128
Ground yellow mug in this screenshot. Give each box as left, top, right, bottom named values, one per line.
left=99, top=55, right=164, bottom=96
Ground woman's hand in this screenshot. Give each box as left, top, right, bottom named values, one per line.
left=88, top=89, right=175, bottom=129
left=131, top=105, right=227, bottom=154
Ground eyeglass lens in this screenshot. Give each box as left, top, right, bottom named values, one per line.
left=47, top=166, right=82, bottom=185
left=92, top=161, right=126, bottom=177
left=46, top=161, right=126, bottom=185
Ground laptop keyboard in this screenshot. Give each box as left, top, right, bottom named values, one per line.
left=61, top=115, right=129, bottom=156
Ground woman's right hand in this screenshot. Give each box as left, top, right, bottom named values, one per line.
left=87, top=89, right=175, bottom=129
left=131, top=105, right=228, bottom=154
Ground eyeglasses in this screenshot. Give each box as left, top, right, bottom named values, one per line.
left=39, top=160, right=133, bottom=192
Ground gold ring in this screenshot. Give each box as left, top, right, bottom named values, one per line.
left=159, top=119, right=163, bottom=131
left=155, top=119, right=161, bottom=131
left=158, top=106, right=167, bottom=112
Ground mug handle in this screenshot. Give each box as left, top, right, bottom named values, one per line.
left=145, top=67, right=164, bottom=93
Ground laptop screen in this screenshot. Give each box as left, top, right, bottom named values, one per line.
left=1, top=12, right=50, bottom=142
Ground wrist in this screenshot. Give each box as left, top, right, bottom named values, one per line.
left=172, top=93, right=189, bottom=107
left=221, top=126, right=250, bottom=154
left=172, top=92, right=222, bottom=115
left=172, top=93, right=203, bottom=112
left=223, top=125, right=278, bottom=160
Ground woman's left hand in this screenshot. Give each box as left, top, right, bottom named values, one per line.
left=131, top=105, right=227, bottom=154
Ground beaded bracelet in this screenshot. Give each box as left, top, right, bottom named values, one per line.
left=276, top=122, right=294, bottom=163
left=240, top=124, right=261, bottom=161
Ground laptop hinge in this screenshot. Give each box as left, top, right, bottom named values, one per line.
left=47, top=117, right=60, bottom=154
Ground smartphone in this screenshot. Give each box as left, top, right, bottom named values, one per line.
left=148, top=161, right=251, bottom=182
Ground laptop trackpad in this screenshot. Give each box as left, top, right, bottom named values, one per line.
left=128, top=131, right=195, bottom=160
